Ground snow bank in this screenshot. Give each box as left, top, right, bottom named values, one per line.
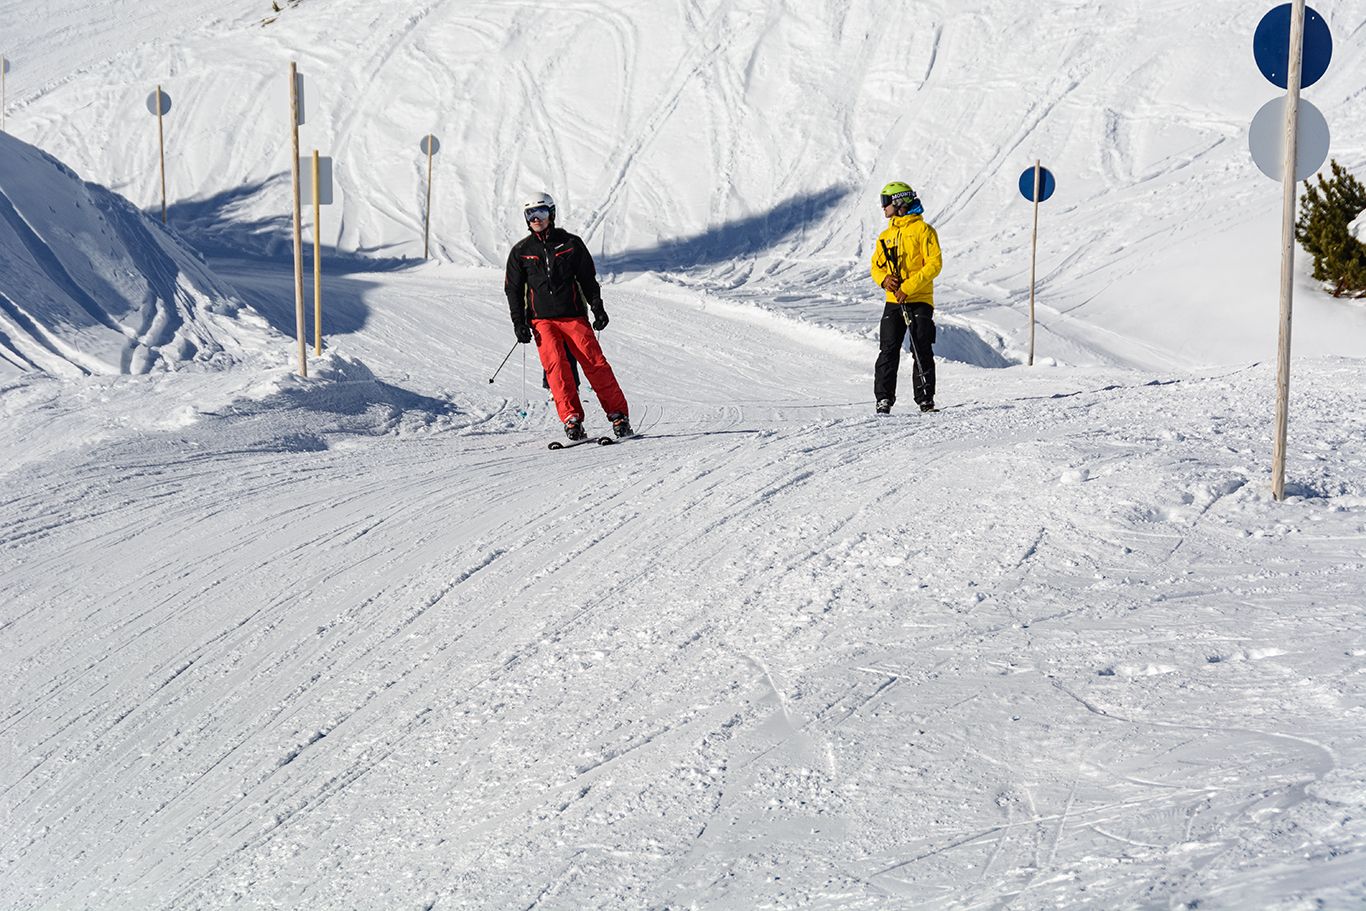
left=178, top=353, right=466, bottom=453
left=0, top=131, right=273, bottom=378
left=0, top=349, right=470, bottom=479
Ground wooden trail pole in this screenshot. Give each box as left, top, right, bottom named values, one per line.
left=313, top=150, right=323, bottom=355
left=155, top=85, right=168, bottom=224
left=289, top=63, right=307, bottom=378
left=1271, top=0, right=1307, bottom=501
left=424, top=139, right=434, bottom=259
left=1028, top=160, right=1041, bottom=367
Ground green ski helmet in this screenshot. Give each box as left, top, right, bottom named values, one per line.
left=879, top=181, right=919, bottom=209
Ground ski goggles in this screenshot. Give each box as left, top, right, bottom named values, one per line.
left=881, top=191, right=918, bottom=209
left=524, top=206, right=552, bottom=223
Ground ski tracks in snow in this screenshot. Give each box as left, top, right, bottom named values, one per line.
left=5, top=267, right=1366, bottom=908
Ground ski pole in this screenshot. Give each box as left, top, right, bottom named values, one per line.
left=902, top=303, right=930, bottom=391
left=488, top=340, right=519, bottom=384
left=880, top=239, right=905, bottom=351
left=883, top=235, right=931, bottom=392
left=882, top=237, right=930, bottom=390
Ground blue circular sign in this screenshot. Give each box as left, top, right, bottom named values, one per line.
left=145, top=90, right=171, bottom=116
left=1018, top=165, right=1055, bottom=203
left=1254, top=4, right=1332, bottom=90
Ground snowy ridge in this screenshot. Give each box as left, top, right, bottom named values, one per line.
left=0, top=132, right=273, bottom=378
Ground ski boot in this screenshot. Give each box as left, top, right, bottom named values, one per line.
left=876, top=399, right=893, bottom=415
left=564, top=416, right=587, bottom=441
left=608, top=412, right=635, bottom=438
left=919, top=402, right=938, bottom=413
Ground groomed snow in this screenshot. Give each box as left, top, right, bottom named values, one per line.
left=3, top=1, right=1366, bottom=909
left=5, top=261, right=1366, bottom=909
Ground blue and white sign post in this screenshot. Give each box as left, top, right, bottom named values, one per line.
left=1019, top=161, right=1056, bottom=366
left=1249, top=1, right=1333, bottom=500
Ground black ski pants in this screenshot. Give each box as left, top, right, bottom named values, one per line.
left=874, top=302, right=935, bottom=407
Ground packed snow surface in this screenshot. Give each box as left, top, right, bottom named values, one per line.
left=3, top=1, right=1366, bottom=909
left=6, top=262, right=1366, bottom=909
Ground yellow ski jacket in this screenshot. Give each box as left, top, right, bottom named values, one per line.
left=870, top=214, right=942, bottom=307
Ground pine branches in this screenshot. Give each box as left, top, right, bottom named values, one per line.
left=1295, top=160, right=1366, bottom=299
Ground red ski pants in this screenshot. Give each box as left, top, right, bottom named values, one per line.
left=533, top=317, right=629, bottom=423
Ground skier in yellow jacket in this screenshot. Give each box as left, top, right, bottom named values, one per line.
left=870, top=181, right=942, bottom=414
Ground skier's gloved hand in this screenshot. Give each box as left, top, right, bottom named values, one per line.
left=590, top=300, right=609, bottom=331
left=514, top=321, right=532, bottom=344
left=881, top=275, right=902, bottom=293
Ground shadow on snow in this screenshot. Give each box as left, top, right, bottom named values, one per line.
left=158, top=175, right=417, bottom=274
left=597, top=186, right=852, bottom=273
left=210, top=256, right=385, bottom=340
left=154, top=176, right=428, bottom=339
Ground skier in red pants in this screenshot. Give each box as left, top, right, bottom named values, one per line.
left=504, top=192, right=633, bottom=441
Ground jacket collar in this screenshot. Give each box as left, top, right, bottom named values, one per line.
left=888, top=214, right=923, bottom=228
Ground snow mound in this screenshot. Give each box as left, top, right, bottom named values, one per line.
left=182, top=354, right=466, bottom=453
left=0, top=351, right=469, bottom=480
left=0, top=131, right=273, bottom=378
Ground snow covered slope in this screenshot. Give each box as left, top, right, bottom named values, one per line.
left=4, top=3, right=1366, bottom=908
left=0, top=132, right=272, bottom=377
left=4, top=0, right=1366, bottom=366
left=4, top=262, right=1366, bottom=909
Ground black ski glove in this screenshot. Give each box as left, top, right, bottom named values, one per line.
left=590, top=300, right=609, bottom=331
left=514, top=321, right=532, bottom=344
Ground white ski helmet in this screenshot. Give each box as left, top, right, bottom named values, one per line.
left=522, top=192, right=556, bottom=224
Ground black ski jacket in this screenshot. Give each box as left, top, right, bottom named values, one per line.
left=504, top=227, right=602, bottom=327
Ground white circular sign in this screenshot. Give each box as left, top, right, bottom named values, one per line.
left=1249, top=96, right=1330, bottom=183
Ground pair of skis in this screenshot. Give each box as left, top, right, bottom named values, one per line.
left=547, top=433, right=638, bottom=450
left=548, top=436, right=614, bottom=450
